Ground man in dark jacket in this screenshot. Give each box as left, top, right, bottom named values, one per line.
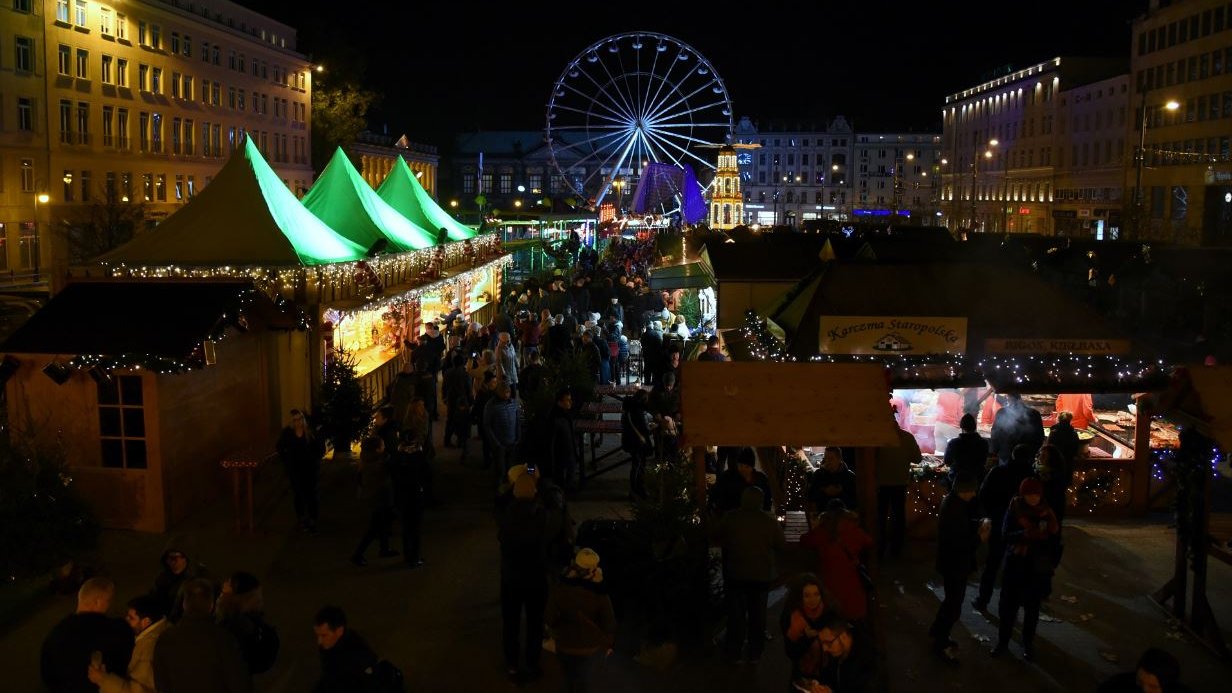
left=546, top=388, right=578, bottom=489
left=518, top=351, right=549, bottom=402
left=928, top=474, right=989, bottom=663
left=720, top=487, right=787, bottom=663
left=807, top=448, right=858, bottom=517
left=578, top=331, right=603, bottom=384
left=153, top=578, right=252, bottom=693
left=442, top=354, right=473, bottom=450
left=710, top=447, right=773, bottom=515
left=312, top=606, right=379, bottom=693
left=990, top=393, right=1045, bottom=465
left=498, top=473, right=550, bottom=682
left=944, top=414, right=990, bottom=484
left=815, top=613, right=879, bottom=693
left=876, top=425, right=920, bottom=559
left=973, top=444, right=1035, bottom=613
left=567, top=276, right=590, bottom=316
left=41, top=577, right=134, bottom=693
left=483, top=382, right=523, bottom=478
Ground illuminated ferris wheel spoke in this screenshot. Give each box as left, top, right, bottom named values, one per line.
left=647, top=121, right=733, bottom=130
left=547, top=128, right=630, bottom=157
left=572, top=60, right=636, bottom=124
left=645, top=82, right=720, bottom=126
left=647, top=96, right=730, bottom=128
left=591, top=136, right=640, bottom=206
left=550, top=91, right=632, bottom=127
left=568, top=128, right=635, bottom=174
left=593, top=52, right=640, bottom=125
left=643, top=128, right=716, bottom=174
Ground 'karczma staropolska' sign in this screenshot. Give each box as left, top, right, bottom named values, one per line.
left=819, top=316, right=968, bottom=355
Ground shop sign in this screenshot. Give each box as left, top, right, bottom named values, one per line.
left=820, top=316, right=967, bottom=355
left=983, top=338, right=1131, bottom=355
left=1018, top=207, right=1031, bottom=215
left=1078, top=208, right=1092, bottom=217
left=1206, top=169, right=1232, bottom=184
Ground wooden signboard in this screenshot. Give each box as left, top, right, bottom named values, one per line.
left=680, top=361, right=901, bottom=448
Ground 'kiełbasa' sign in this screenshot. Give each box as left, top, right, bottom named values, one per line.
left=984, top=338, right=1131, bottom=355
left=820, top=316, right=967, bottom=355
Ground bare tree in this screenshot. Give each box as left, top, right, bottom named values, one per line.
left=57, top=187, right=150, bottom=264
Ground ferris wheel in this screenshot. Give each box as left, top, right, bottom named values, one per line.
left=546, top=32, right=734, bottom=208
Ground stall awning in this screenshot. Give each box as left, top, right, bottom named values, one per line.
left=649, top=262, right=714, bottom=290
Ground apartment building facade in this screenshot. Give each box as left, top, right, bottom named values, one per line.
left=941, top=57, right=1127, bottom=236
left=0, top=0, right=314, bottom=288
left=1130, top=0, right=1232, bottom=244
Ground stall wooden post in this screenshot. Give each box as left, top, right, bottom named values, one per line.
left=858, top=446, right=879, bottom=573
left=693, top=446, right=708, bottom=517
left=1131, top=394, right=1154, bottom=514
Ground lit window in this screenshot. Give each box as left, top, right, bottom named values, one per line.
left=74, top=0, right=86, bottom=26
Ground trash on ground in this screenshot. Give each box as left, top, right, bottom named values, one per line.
left=1078, top=613, right=1096, bottom=622
left=1040, top=614, right=1063, bottom=623
left=973, top=634, right=991, bottom=644
left=1059, top=595, right=1079, bottom=604
left=1099, top=651, right=1120, bottom=663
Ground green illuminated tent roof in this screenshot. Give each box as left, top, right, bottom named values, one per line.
left=303, top=149, right=436, bottom=252
left=100, top=138, right=366, bottom=266
left=377, top=157, right=475, bottom=241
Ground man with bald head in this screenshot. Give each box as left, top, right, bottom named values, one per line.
left=41, top=577, right=135, bottom=693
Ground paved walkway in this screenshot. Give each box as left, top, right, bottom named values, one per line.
left=3, top=425, right=1230, bottom=691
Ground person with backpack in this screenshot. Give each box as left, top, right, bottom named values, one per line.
left=215, top=572, right=279, bottom=675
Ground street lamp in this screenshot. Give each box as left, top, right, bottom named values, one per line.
left=33, top=189, right=49, bottom=283
left=969, top=140, right=997, bottom=233
left=893, top=151, right=915, bottom=220
left=1133, top=97, right=1180, bottom=239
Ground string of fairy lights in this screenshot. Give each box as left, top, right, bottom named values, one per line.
left=65, top=287, right=305, bottom=375
left=100, top=236, right=502, bottom=296
left=738, top=310, right=1171, bottom=390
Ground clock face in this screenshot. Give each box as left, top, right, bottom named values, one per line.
left=737, top=152, right=752, bottom=165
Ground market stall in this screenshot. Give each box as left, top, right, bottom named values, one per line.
left=747, top=257, right=1177, bottom=519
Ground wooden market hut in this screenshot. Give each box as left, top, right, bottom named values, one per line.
left=700, top=235, right=830, bottom=329
left=0, top=280, right=305, bottom=531
left=761, top=257, right=1174, bottom=515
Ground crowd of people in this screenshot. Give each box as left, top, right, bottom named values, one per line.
left=37, top=231, right=1197, bottom=693
left=705, top=390, right=1196, bottom=693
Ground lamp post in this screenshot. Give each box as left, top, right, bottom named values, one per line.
left=892, top=151, right=915, bottom=220
left=1133, top=96, right=1180, bottom=240
left=33, top=187, right=49, bottom=284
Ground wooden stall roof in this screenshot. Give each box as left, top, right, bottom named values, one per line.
left=680, top=361, right=900, bottom=448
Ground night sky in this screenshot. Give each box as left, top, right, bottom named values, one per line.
left=246, top=0, right=1148, bottom=149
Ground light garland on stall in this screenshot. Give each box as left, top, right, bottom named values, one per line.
left=739, top=310, right=1173, bottom=391
left=324, top=254, right=512, bottom=321
left=100, top=235, right=502, bottom=297
left=65, top=287, right=309, bottom=375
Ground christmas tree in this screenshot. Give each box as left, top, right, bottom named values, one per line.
left=0, top=428, right=99, bottom=579
left=318, top=348, right=373, bottom=457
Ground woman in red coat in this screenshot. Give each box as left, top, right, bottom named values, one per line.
left=800, top=499, right=874, bottom=622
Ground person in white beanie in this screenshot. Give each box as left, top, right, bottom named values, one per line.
left=545, top=548, right=616, bottom=692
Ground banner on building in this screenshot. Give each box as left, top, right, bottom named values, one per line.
left=819, top=316, right=967, bottom=355
left=983, top=338, right=1131, bottom=355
